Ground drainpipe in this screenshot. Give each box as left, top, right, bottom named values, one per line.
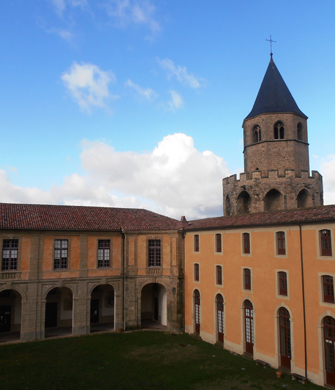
left=121, top=228, right=125, bottom=331
left=299, top=225, right=308, bottom=379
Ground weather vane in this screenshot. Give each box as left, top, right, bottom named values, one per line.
left=266, top=35, right=276, bottom=57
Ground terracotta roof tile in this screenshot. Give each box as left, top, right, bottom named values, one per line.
left=185, top=205, right=335, bottom=231
left=0, top=203, right=180, bottom=232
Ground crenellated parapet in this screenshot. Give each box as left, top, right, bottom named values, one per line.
left=222, top=169, right=323, bottom=216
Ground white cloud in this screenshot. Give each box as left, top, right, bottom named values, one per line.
left=158, top=58, right=206, bottom=89
left=0, top=134, right=230, bottom=219
left=320, top=154, right=335, bottom=205
left=125, top=79, right=158, bottom=101
left=168, top=90, right=183, bottom=110
left=61, top=62, right=118, bottom=112
left=105, top=0, right=160, bottom=33
left=50, top=0, right=87, bottom=15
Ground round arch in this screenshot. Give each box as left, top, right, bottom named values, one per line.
left=141, top=282, right=167, bottom=328
left=0, top=284, right=26, bottom=302
left=90, top=284, right=115, bottom=332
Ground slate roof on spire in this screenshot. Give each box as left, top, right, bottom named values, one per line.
left=245, top=56, right=307, bottom=120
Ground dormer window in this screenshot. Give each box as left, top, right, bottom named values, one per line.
left=274, top=121, right=284, bottom=139
left=252, top=125, right=261, bottom=143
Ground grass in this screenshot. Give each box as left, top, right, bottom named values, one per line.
left=0, top=331, right=322, bottom=390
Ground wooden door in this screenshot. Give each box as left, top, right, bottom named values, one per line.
left=279, top=308, right=291, bottom=369
left=0, top=306, right=11, bottom=332
left=324, top=316, right=335, bottom=386
left=194, top=290, right=200, bottom=334
left=90, top=299, right=99, bottom=324
left=45, top=302, right=58, bottom=328
left=216, top=295, right=224, bottom=343
left=244, top=300, right=254, bottom=355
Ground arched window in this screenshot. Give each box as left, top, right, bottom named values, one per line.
left=297, top=189, right=312, bottom=209
left=244, top=300, right=254, bottom=355
left=237, top=191, right=251, bottom=215
left=216, top=294, right=224, bottom=343
left=194, top=289, right=201, bottom=334
left=323, top=316, right=335, bottom=386
left=252, top=125, right=261, bottom=143
left=274, top=121, right=284, bottom=139
left=264, top=189, right=284, bottom=212
left=297, top=122, right=303, bottom=141
left=279, top=307, right=291, bottom=369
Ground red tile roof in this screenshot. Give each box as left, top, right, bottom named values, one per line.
left=185, top=205, right=335, bottom=231
left=0, top=203, right=180, bottom=232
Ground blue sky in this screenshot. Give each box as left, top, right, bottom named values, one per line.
left=1, top=0, right=335, bottom=219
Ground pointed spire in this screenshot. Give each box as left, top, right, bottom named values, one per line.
left=245, top=57, right=307, bottom=120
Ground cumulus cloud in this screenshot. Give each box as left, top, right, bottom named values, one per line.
left=105, top=0, right=160, bottom=33
left=61, top=62, right=118, bottom=112
left=168, top=90, right=183, bottom=110
left=320, top=154, right=335, bottom=205
left=0, top=134, right=230, bottom=219
left=125, top=79, right=158, bottom=101
left=158, top=58, right=206, bottom=89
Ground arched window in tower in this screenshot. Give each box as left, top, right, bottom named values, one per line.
left=274, top=121, right=284, bottom=139
left=237, top=191, right=251, bottom=215
left=264, top=189, right=284, bottom=212
left=297, top=122, right=303, bottom=141
left=252, top=125, right=261, bottom=143
left=225, top=195, right=231, bottom=216
left=297, top=189, right=312, bottom=209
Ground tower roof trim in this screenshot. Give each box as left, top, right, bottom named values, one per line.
left=245, top=56, right=307, bottom=120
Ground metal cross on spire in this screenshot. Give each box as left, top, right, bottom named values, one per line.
left=266, top=35, right=276, bottom=57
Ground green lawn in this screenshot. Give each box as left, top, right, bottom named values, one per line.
left=0, top=331, right=321, bottom=390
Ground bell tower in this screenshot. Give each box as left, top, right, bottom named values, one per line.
left=223, top=55, right=323, bottom=216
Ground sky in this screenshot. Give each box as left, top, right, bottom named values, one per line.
left=1, top=0, right=335, bottom=220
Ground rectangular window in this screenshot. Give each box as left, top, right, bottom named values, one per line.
left=148, top=240, right=161, bottom=267
left=216, top=234, right=222, bottom=253
left=244, top=268, right=251, bottom=290
left=2, top=239, right=18, bottom=271
left=323, top=275, right=334, bottom=303
left=243, top=233, right=250, bottom=254
left=194, top=235, right=199, bottom=252
left=216, top=265, right=222, bottom=285
left=277, top=232, right=286, bottom=255
left=321, top=230, right=332, bottom=256
left=194, top=263, right=200, bottom=281
left=98, top=240, right=110, bottom=268
left=278, top=271, right=288, bottom=296
left=54, top=239, right=68, bottom=269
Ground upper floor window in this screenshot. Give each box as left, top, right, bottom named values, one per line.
left=323, top=275, right=334, bottom=303
left=276, top=231, right=286, bottom=255
left=54, top=239, right=68, bottom=269
left=194, top=234, right=200, bottom=252
left=148, top=239, right=161, bottom=267
left=253, top=125, right=261, bottom=143
left=243, top=233, right=250, bottom=254
left=243, top=268, right=251, bottom=290
left=274, top=121, right=284, bottom=139
left=194, top=263, right=200, bottom=282
left=98, top=239, right=110, bottom=268
left=320, top=230, right=332, bottom=256
left=278, top=271, right=288, bottom=296
left=216, top=234, right=222, bottom=253
left=297, top=122, right=303, bottom=141
left=2, top=239, right=18, bottom=271
left=216, top=265, right=223, bottom=285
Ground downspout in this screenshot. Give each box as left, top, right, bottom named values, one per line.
left=299, top=224, right=308, bottom=379
left=121, top=228, right=125, bottom=331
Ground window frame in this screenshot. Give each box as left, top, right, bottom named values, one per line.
left=216, top=265, right=223, bottom=286
left=215, top=233, right=222, bottom=253
left=194, top=263, right=200, bottom=282
left=148, top=239, right=161, bottom=267
left=323, top=275, right=335, bottom=303
left=276, top=231, right=286, bottom=255
left=320, top=229, right=332, bottom=257
left=97, top=239, right=111, bottom=268
left=194, top=234, right=200, bottom=252
left=278, top=271, right=288, bottom=296
left=243, top=268, right=251, bottom=291
left=54, top=239, right=69, bottom=270
left=242, top=233, right=251, bottom=254
left=1, top=239, right=19, bottom=271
